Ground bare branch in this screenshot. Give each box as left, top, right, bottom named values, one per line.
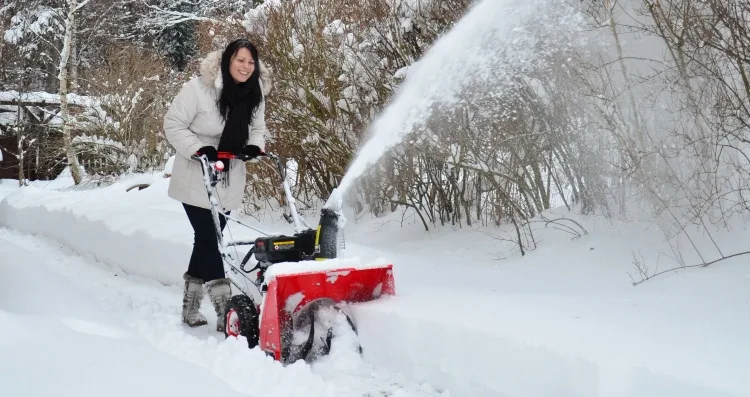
left=632, top=251, right=750, bottom=286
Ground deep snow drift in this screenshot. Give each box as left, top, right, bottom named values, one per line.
left=0, top=235, right=252, bottom=397
left=1, top=173, right=748, bottom=397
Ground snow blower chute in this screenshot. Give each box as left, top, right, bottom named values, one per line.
left=191, top=151, right=395, bottom=364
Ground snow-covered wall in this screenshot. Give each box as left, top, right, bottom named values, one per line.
left=353, top=294, right=748, bottom=397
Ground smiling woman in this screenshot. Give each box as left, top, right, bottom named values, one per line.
left=161, top=38, right=273, bottom=332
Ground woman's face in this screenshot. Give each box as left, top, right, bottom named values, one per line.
left=229, top=47, right=255, bottom=84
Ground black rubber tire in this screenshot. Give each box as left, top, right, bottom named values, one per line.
left=286, top=299, right=361, bottom=363
left=319, top=308, right=362, bottom=357
left=223, top=294, right=260, bottom=349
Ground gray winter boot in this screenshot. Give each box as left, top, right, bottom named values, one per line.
left=205, top=278, right=232, bottom=332
left=182, top=273, right=208, bottom=327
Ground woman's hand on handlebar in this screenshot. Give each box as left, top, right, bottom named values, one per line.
left=195, top=146, right=218, bottom=162
left=192, top=146, right=265, bottom=162
left=240, top=144, right=264, bottom=160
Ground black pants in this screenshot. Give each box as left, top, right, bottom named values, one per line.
left=183, top=203, right=230, bottom=282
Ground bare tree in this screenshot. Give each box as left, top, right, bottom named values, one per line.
left=58, top=0, right=89, bottom=185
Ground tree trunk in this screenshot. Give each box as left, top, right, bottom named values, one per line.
left=16, top=108, right=24, bottom=187
left=17, top=138, right=23, bottom=186
left=605, top=0, right=644, bottom=150
left=59, top=0, right=84, bottom=185
left=0, top=7, right=7, bottom=82
left=70, top=16, right=79, bottom=93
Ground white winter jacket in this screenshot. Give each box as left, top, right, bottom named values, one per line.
left=164, top=50, right=272, bottom=211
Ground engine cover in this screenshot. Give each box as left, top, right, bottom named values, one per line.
left=253, top=228, right=318, bottom=264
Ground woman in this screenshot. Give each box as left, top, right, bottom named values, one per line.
left=163, top=39, right=271, bottom=332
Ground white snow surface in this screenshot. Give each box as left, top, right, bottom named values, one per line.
left=0, top=171, right=749, bottom=397
left=264, top=257, right=391, bottom=281
left=0, top=179, right=448, bottom=397
left=0, top=236, right=252, bottom=397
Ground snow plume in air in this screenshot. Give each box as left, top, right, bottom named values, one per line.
left=336, top=0, right=586, bottom=195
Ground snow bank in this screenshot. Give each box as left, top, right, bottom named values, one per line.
left=343, top=213, right=750, bottom=397
left=353, top=290, right=748, bottom=397
left=0, top=178, right=191, bottom=285
left=0, top=175, right=263, bottom=286
left=0, top=238, right=251, bottom=397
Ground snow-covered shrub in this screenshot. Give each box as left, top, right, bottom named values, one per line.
left=240, top=0, right=472, bottom=210
left=75, top=44, right=179, bottom=176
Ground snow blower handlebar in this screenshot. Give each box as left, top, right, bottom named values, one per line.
left=190, top=150, right=309, bottom=233
left=217, top=151, right=264, bottom=162
left=189, top=151, right=262, bottom=174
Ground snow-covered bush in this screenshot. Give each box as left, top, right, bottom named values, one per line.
left=352, top=0, right=600, bottom=234
left=72, top=44, right=179, bottom=176
left=240, top=0, right=471, bottom=210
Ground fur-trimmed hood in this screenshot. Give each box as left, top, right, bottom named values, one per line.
left=198, top=50, right=272, bottom=97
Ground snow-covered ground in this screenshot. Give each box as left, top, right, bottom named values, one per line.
left=0, top=234, right=253, bottom=397
left=1, top=174, right=748, bottom=397
left=0, top=177, right=447, bottom=397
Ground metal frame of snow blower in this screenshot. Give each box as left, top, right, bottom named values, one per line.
left=190, top=151, right=395, bottom=364
left=190, top=151, right=339, bottom=302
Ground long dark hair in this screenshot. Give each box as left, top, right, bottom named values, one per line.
left=216, top=39, right=263, bottom=153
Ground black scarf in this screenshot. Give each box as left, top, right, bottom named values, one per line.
left=217, top=80, right=253, bottom=155
left=214, top=80, right=255, bottom=186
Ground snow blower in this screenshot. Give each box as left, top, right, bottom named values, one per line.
left=191, top=151, right=395, bottom=364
